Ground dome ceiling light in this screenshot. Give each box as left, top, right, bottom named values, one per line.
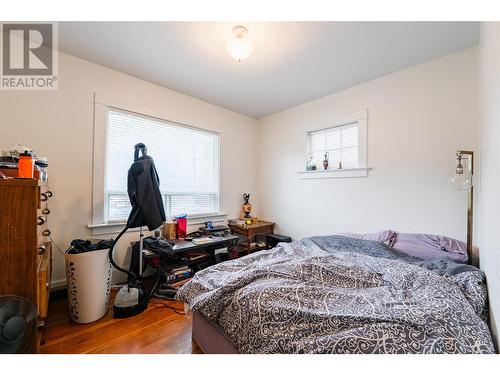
left=226, top=26, right=254, bottom=62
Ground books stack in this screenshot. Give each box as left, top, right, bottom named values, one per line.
left=168, top=265, right=192, bottom=280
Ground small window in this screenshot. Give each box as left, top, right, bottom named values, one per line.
left=105, top=109, right=220, bottom=222
left=309, top=122, right=360, bottom=169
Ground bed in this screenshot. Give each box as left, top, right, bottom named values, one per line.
left=177, top=235, right=495, bottom=354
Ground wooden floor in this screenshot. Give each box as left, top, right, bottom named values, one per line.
left=40, top=292, right=202, bottom=354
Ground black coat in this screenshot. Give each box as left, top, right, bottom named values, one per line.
left=126, top=155, right=166, bottom=230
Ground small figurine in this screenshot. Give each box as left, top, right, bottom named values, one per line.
left=323, top=152, right=329, bottom=170
left=338, top=161, right=343, bottom=169
left=242, top=193, right=252, bottom=218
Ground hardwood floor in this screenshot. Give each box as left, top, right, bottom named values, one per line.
left=40, top=292, right=202, bottom=354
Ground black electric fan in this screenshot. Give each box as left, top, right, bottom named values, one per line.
left=109, top=143, right=166, bottom=318
left=0, top=295, right=38, bottom=354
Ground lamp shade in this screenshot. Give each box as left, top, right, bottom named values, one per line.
left=226, top=26, right=254, bottom=62
left=450, top=153, right=473, bottom=190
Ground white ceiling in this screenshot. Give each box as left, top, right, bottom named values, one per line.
left=59, top=22, right=479, bottom=119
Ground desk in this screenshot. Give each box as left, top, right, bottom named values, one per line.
left=228, top=220, right=275, bottom=256
left=140, top=235, right=239, bottom=289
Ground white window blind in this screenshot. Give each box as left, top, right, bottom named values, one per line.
left=105, top=109, right=220, bottom=222
left=309, top=122, right=359, bottom=169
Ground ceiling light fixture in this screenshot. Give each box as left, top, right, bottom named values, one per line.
left=226, top=26, right=254, bottom=62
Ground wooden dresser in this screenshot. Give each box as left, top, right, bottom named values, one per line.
left=0, top=178, right=53, bottom=353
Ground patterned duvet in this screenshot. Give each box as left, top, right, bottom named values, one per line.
left=177, top=236, right=495, bottom=354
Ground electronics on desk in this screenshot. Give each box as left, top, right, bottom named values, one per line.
left=192, top=237, right=214, bottom=245
left=185, top=224, right=230, bottom=241
left=185, top=230, right=204, bottom=240
left=200, top=222, right=231, bottom=236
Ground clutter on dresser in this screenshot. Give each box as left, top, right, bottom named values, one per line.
left=0, top=145, right=49, bottom=181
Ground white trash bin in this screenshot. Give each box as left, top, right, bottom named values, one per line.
left=65, top=248, right=113, bottom=324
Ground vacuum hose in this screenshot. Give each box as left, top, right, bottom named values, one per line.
left=108, top=226, right=137, bottom=284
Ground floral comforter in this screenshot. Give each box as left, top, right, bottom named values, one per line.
left=177, top=236, right=495, bottom=354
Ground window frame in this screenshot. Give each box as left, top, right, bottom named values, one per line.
left=90, top=93, right=224, bottom=235
left=299, top=110, right=369, bottom=179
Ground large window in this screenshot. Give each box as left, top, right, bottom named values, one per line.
left=308, top=122, right=359, bottom=169
left=105, top=109, right=220, bottom=222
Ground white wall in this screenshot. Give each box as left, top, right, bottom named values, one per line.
left=257, top=48, right=478, bottom=246
left=0, top=51, right=260, bottom=286
left=478, top=22, right=500, bottom=347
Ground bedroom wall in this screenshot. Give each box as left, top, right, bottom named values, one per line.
left=0, top=51, right=260, bottom=286
left=478, top=22, right=500, bottom=347
left=257, top=48, right=478, bottom=246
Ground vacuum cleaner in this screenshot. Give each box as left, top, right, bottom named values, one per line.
left=109, top=143, right=166, bottom=318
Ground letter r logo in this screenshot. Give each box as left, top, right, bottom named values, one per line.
left=2, top=23, right=53, bottom=76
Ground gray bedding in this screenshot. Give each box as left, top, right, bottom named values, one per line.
left=177, top=235, right=495, bottom=354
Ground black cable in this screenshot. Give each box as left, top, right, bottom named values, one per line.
left=149, top=268, right=162, bottom=299
left=150, top=298, right=186, bottom=315
left=108, top=225, right=137, bottom=283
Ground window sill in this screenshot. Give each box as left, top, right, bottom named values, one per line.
left=88, top=212, right=228, bottom=236
left=297, top=167, right=371, bottom=179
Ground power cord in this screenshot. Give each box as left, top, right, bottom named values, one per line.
left=48, top=234, right=66, bottom=256
left=150, top=297, right=186, bottom=315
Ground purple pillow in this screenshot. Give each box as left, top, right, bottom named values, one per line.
left=390, top=233, right=468, bottom=263
left=338, top=230, right=396, bottom=245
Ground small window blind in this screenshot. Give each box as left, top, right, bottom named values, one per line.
left=105, top=109, right=220, bottom=222
left=309, top=122, right=359, bottom=169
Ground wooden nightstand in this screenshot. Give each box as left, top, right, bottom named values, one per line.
left=228, top=220, right=275, bottom=257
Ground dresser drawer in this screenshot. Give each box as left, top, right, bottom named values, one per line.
left=37, top=242, right=52, bottom=321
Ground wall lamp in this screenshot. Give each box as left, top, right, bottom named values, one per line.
left=450, top=150, right=474, bottom=264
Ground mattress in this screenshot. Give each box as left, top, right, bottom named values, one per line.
left=192, top=310, right=238, bottom=354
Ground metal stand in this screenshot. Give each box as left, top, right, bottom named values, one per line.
left=139, top=226, right=144, bottom=280
left=458, top=150, right=475, bottom=266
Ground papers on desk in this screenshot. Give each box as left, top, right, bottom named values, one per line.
left=192, top=237, right=214, bottom=245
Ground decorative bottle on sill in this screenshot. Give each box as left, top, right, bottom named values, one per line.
left=323, top=152, right=329, bottom=170
left=306, top=157, right=317, bottom=171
